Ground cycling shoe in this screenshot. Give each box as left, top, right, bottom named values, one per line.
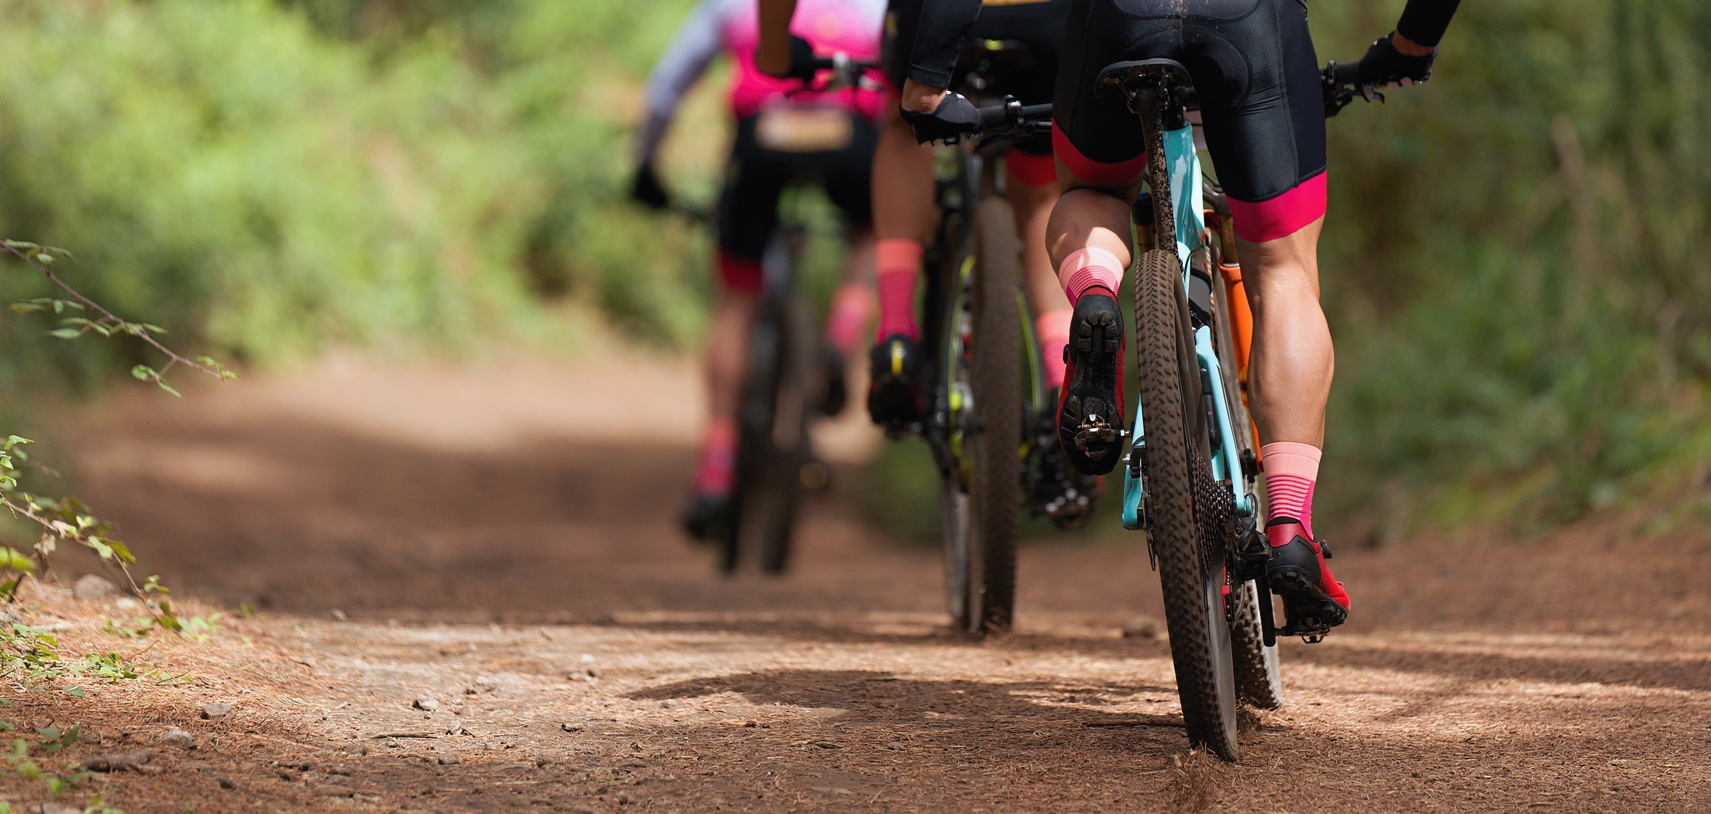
left=1265, top=517, right=1349, bottom=640
left=1035, top=389, right=1104, bottom=529
left=867, top=334, right=924, bottom=432
left=681, top=490, right=734, bottom=543
left=1057, top=288, right=1126, bottom=475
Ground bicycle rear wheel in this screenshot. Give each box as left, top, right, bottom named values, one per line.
left=1212, top=281, right=1284, bottom=708
left=940, top=198, right=1023, bottom=635
left=1135, top=249, right=1240, bottom=759
left=730, top=293, right=815, bottom=575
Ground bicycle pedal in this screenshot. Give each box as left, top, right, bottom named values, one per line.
left=1073, top=415, right=1119, bottom=456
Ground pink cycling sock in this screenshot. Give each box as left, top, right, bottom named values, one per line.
left=824, top=282, right=876, bottom=356
left=1261, top=442, right=1322, bottom=539
left=1057, top=247, right=1124, bottom=307
left=694, top=419, right=738, bottom=496
left=875, top=239, right=922, bottom=341
left=1036, top=309, right=1072, bottom=391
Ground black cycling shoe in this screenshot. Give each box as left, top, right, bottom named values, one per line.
left=820, top=345, right=848, bottom=418
left=1265, top=517, right=1350, bottom=641
left=1056, top=288, right=1126, bottom=475
left=681, top=491, right=734, bottom=543
left=867, top=334, right=924, bottom=432
left=1033, top=388, right=1104, bottom=530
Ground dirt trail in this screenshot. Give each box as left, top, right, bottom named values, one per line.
left=7, top=350, right=1709, bottom=813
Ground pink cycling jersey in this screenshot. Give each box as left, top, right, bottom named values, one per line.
left=637, top=0, right=885, bottom=164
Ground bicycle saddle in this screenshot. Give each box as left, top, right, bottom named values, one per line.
left=1096, top=58, right=1201, bottom=110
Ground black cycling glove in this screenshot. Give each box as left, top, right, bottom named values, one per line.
left=900, top=92, right=981, bottom=145
left=1357, top=33, right=1437, bottom=88
left=629, top=164, right=670, bottom=211
left=782, top=34, right=820, bottom=82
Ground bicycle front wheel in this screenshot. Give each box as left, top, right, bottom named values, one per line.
left=732, top=293, right=815, bottom=575
left=1135, top=249, right=1240, bottom=759
left=941, top=198, right=1023, bottom=636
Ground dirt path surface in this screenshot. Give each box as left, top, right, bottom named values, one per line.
left=8, top=351, right=1709, bottom=813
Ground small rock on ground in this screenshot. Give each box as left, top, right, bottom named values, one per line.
left=413, top=694, right=440, bottom=712
left=157, top=728, right=195, bottom=749
left=72, top=574, right=118, bottom=601
left=202, top=702, right=233, bottom=719
left=1123, top=615, right=1162, bottom=639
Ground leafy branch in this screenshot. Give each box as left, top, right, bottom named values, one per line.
left=3, top=240, right=237, bottom=396
left=0, top=239, right=238, bottom=637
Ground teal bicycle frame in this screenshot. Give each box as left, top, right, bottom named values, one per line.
left=1121, top=120, right=1256, bottom=531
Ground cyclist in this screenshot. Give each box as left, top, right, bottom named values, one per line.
left=899, top=0, right=1460, bottom=636
left=761, top=0, right=1101, bottom=521
left=630, top=0, right=888, bottom=539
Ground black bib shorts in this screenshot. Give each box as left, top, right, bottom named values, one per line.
left=1053, top=0, right=1327, bottom=241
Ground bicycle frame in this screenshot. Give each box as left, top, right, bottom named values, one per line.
left=1121, top=110, right=1257, bottom=531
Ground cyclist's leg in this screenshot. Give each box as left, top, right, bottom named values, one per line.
left=1044, top=0, right=1154, bottom=476
left=867, top=2, right=937, bottom=426
left=1192, top=0, right=1346, bottom=626
left=693, top=117, right=785, bottom=510
left=821, top=112, right=881, bottom=415
left=1008, top=153, right=1072, bottom=391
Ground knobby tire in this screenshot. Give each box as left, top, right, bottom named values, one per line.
left=1135, top=249, right=1240, bottom=759
left=962, top=198, right=1022, bottom=635
left=731, top=294, right=814, bottom=575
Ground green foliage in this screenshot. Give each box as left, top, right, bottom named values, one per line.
left=0, top=724, right=126, bottom=811
left=0, top=0, right=716, bottom=403
left=1309, top=0, right=1711, bottom=534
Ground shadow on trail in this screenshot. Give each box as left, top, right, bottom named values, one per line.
left=67, top=407, right=937, bottom=623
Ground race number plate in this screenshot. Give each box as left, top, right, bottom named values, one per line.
left=755, top=107, right=854, bottom=153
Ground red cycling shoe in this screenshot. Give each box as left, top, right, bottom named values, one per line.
left=1264, top=517, right=1349, bottom=639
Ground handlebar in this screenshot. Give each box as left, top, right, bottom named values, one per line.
left=977, top=99, right=1054, bottom=132
left=1320, top=58, right=1373, bottom=117
left=797, top=54, right=881, bottom=94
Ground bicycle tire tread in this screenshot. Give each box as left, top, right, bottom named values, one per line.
left=1136, top=249, right=1239, bottom=759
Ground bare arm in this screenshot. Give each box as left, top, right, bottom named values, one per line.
left=755, top=0, right=799, bottom=77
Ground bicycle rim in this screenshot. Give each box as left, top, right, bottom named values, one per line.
left=1135, top=249, right=1239, bottom=759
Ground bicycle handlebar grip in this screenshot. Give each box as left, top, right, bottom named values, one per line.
left=1332, top=59, right=1360, bottom=85
left=976, top=104, right=1010, bottom=132
left=1016, top=103, right=1054, bottom=122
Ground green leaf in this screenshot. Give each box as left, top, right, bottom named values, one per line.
left=46, top=328, right=81, bottom=340
left=157, top=381, right=182, bottom=398
left=0, top=547, right=36, bottom=573
left=141, top=324, right=166, bottom=335
left=62, top=686, right=85, bottom=698
left=10, top=303, right=43, bottom=314
left=130, top=365, right=155, bottom=381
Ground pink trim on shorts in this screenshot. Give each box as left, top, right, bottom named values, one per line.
left=1052, top=123, right=1146, bottom=188
left=1006, top=150, right=1058, bottom=187
left=717, top=249, right=764, bottom=294
left=1227, top=171, right=1327, bottom=243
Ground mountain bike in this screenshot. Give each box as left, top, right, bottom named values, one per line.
left=714, top=55, right=879, bottom=575
left=911, top=41, right=1095, bottom=636
left=954, top=52, right=1370, bottom=757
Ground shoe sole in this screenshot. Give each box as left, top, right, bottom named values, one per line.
left=1058, top=299, right=1123, bottom=475
left=1268, top=565, right=1349, bottom=637
left=867, top=371, right=918, bottom=432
